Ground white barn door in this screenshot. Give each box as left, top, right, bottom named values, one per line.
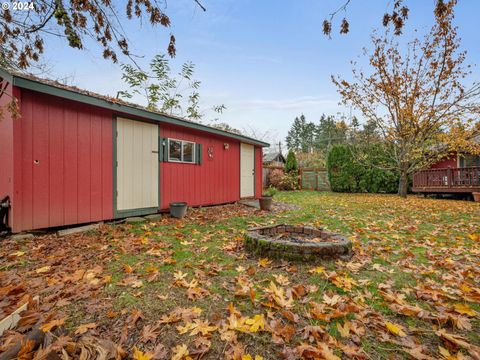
left=240, top=143, right=255, bottom=198
left=116, top=118, right=158, bottom=211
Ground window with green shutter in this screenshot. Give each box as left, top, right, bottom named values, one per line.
left=159, top=137, right=202, bottom=164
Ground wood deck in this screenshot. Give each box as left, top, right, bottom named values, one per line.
left=412, top=166, right=480, bottom=193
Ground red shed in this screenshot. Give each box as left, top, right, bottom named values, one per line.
left=0, top=69, right=268, bottom=233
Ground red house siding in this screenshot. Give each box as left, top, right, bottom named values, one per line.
left=0, top=82, right=15, bottom=215
left=430, top=154, right=458, bottom=169
left=14, top=90, right=113, bottom=232
left=255, top=146, right=263, bottom=197
left=159, top=124, right=243, bottom=209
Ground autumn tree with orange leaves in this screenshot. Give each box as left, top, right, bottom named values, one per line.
left=332, top=0, right=480, bottom=198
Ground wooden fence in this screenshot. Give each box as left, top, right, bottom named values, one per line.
left=299, top=168, right=330, bottom=191
left=263, top=166, right=330, bottom=191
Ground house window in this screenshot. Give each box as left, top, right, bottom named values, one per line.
left=183, top=142, right=194, bottom=162
left=168, top=139, right=195, bottom=163
left=460, top=154, right=480, bottom=168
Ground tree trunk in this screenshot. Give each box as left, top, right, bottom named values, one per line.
left=398, top=167, right=408, bottom=198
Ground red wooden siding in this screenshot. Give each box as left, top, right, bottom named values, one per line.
left=255, top=146, right=263, bottom=196
left=430, top=154, right=458, bottom=169
left=0, top=81, right=14, bottom=214
left=160, top=124, right=243, bottom=209
left=14, top=90, right=113, bottom=232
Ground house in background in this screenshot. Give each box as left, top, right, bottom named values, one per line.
left=412, top=147, right=480, bottom=199
left=262, top=150, right=286, bottom=188
left=0, top=69, right=268, bottom=233
left=263, top=151, right=286, bottom=167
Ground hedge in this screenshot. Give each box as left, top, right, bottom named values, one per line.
left=327, top=144, right=399, bottom=193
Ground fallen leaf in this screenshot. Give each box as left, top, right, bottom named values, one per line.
left=75, top=322, right=97, bottom=335
left=171, top=344, right=189, bottom=360
left=133, top=347, right=152, bottom=360
left=385, top=321, right=407, bottom=337
left=35, top=266, right=51, bottom=274
left=453, top=303, right=477, bottom=317
left=40, top=318, right=66, bottom=332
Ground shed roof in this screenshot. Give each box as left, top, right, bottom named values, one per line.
left=0, top=68, right=269, bottom=147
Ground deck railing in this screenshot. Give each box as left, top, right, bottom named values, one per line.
left=412, top=166, right=480, bottom=189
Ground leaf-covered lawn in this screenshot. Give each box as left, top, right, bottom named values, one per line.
left=1, top=191, right=479, bottom=359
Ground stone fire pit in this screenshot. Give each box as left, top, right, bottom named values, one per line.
left=245, top=224, right=352, bottom=261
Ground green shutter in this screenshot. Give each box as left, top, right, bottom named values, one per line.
left=196, top=143, right=203, bottom=165
left=159, top=137, right=168, bottom=162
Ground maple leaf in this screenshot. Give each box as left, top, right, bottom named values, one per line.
left=467, top=233, right=479, bottom=242
left=438, top=346, right=452, bottom=359
left=133, top=347, right=153, bottom=360
left=140, top=324, right=160, bottom=343
left=257, top=258, right=272, bottom=267
left=227, top=313, right=250, bottom=333
left=192, top=336, right=211, bottom=351
left=435, top=329, right=476, bottom=351
left=245, top=314, right=265, bottom=332
left=17, top=339, right=36, bottom=358
left=318, top=343, right=341, bottom=360
left=242, top=355, right=263, bottom=360
left=336, top=322, right=350, bottom=338
left=273, top=274, right=290, bottom=286
left=75, top=322, right=97, bottom=335
left=309, top=266, right=325, bottom=274
left=236, top=265, right=246, bottom=272
left=453, top=303, right=477, bottom=317
left=173, top=271, right=188, bottom=281
left=123, top=264, right=134, bottom=273
left=186, top=286, right=210, bottom=300
left=403, top=346, right=433, bottom=360
left=330, top=273, right=357, bottom=291
left=171, top=344, right=190, bottom=360
left=385, top=321, right=407, bottom=337
left=177, top=322, right=196, bottom=334
left=323, top=294, right=341, bottom=306
left=301, top=325, right=327, bottom=342
left=151, top=343, right=168, bottom=360
left=40, top=317, right=66, bottom=332
left=189, top=319, right=218, bottom=336
left=127, top=309, right=145, bottom=326
left=265, top=282, right=294, bottom=309
left=269, top=319, right=295, bottom=343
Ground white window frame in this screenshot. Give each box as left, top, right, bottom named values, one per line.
left=168, top=138, right=196, bottom=164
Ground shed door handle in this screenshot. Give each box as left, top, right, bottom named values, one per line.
left=152, top=150, right=159, bottom=154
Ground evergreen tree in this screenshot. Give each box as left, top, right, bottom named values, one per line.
left=314, top=114, right=349, bottom=151
left=285, top=115, right=316, bottom=152
left=285, top=150, right=298, bottom=173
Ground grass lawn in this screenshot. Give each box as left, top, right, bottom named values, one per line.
left=1, top=191, right=479, bottom=359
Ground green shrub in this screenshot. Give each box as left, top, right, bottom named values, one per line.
left=262, top=186, right=278, bottom=197
left=327, top=144, right=399, bottom=193
left=285, top=150, right=298, bottom=173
